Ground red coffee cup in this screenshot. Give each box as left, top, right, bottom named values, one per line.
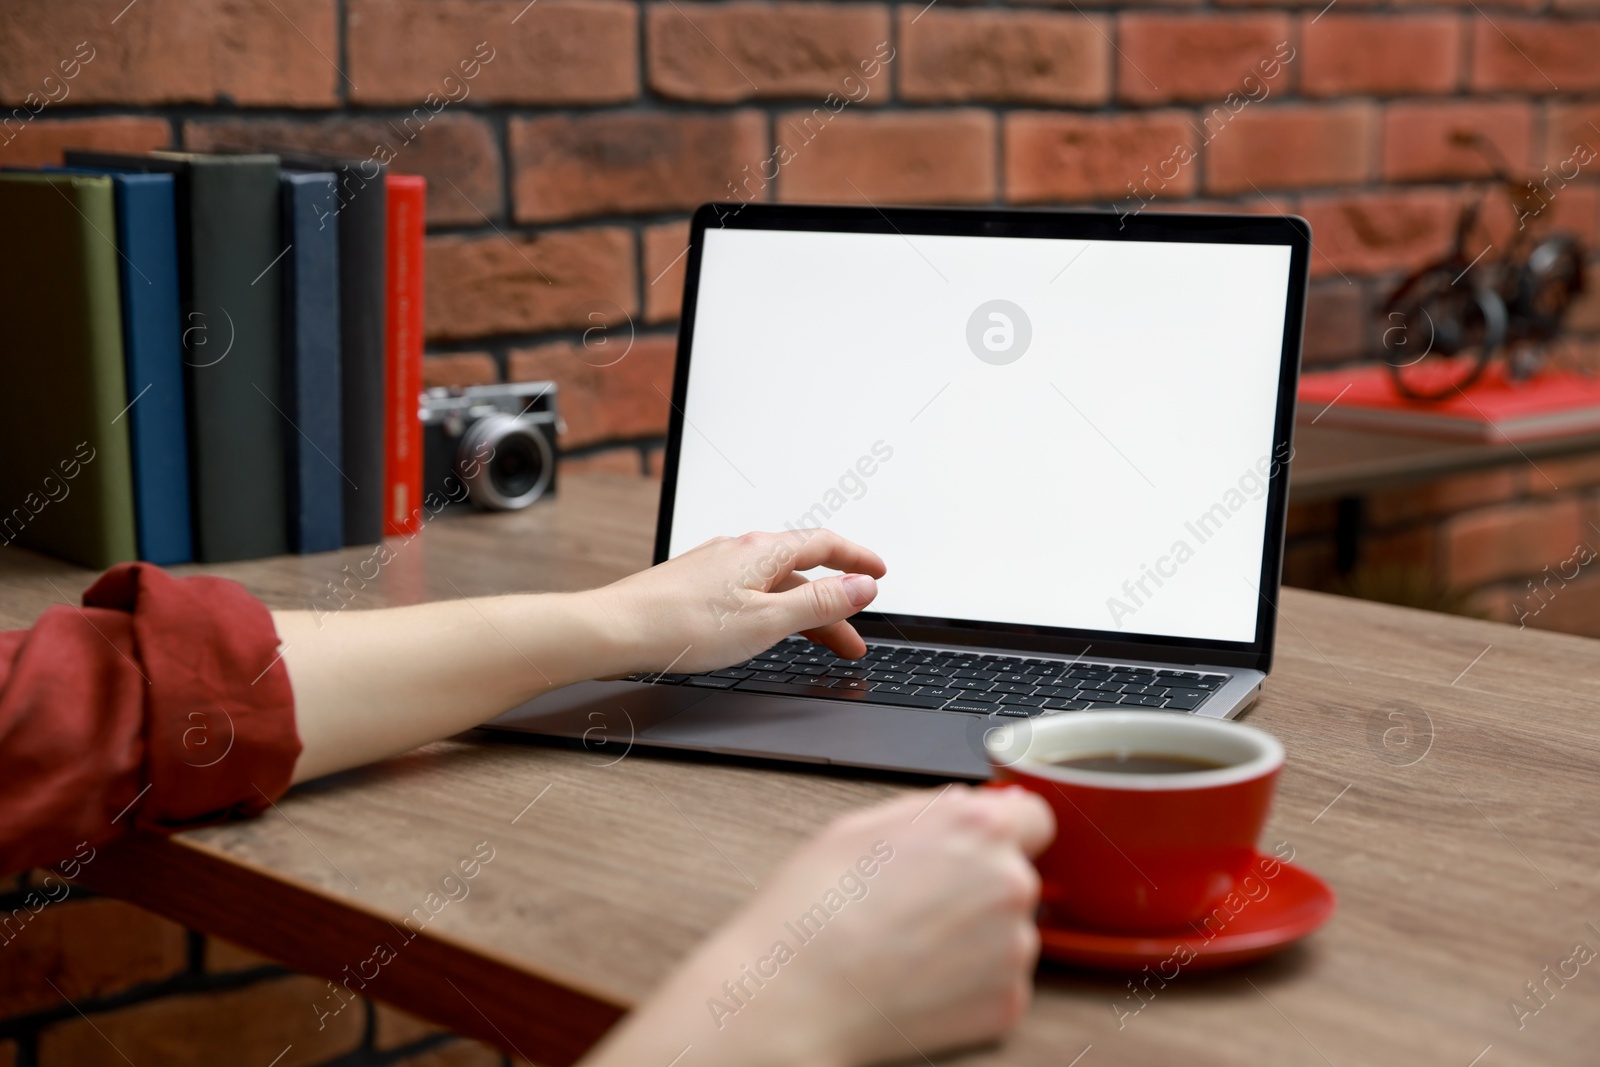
left=985, top=711, right=1284, bottom=935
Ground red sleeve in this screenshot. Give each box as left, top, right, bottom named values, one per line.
left=0, top=562, right=300, bottom=876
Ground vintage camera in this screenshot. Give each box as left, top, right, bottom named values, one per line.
left=421, top=382, right=561, bottom=511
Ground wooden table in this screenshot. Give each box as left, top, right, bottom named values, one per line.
left=8, top=473, right=1599, bottom=1066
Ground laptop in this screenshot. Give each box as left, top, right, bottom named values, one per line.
left=485, top=203, right=1311, bottom=779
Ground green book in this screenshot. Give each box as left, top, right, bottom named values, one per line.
left=0, top=173, right=138, bottom=569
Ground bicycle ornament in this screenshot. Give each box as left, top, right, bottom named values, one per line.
left=1378, top=131, right=1587, bottom=401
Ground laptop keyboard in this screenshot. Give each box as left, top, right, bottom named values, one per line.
left=624, top=637, right=1228, bottom=717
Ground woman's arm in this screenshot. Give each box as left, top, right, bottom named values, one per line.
left=274, top=530, right=887, bottom=783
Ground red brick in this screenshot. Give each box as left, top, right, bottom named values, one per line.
left=1301, top=14, right=1463, bottom=97
left=507, top=335, right=677, bottom=448
left=1015, top=0, right=1202, bottom=7
left=1301, top=279, right=1369, bottom=366
left=393, top=1040, right=504, bottom=1067
left=562, top=448, right=649, bottom=476
left=1116, top=13, right=1292, bottom=105
left=424, top=228, right=635, bottom=342
left=1140, top=197, right=1290, bottom=215
left=0, top=898, right=186, bottom=1017
left=1513, top=569, right=1600, bottom=638
left=1214, top=0, right=1383, bottom=8
left=203, top=937, right=276, bottom=974
left=1006, top=110, right=1198, bottom=204
left=183, top=115, right=500, bottom=228
left=647, top=446, right=667, bottom=477
left=1206, top=102, right=1375, bottom=196
left=1542, top=104, right=1600, bottom=202
left=0, top=116, right=168, bottom=168
left=1439, top=497, right=1585, bottom=587
left=1554, top=0, right=1600, bottom=11
left=1471, top=18, right=1600, bottom=94
left=1392, top=0, right=1541, bottom=11
left=1473, top=179, right=1600, bottom=255
left=775, top=110, right=995, bottom=205
left=898, top=9, right=1110, bottom=105
left=1536, top=180, right=1600, bottom=254
left=375, top=1001, right=449, bottom=1049
left=37, top=975, right=363, bottom=1067
left=1297, top=188, right=1460, bottom=279
left=1527, top=453, right=1600, bottom=495
left=423, top=353, right=501, bottom=388
left=347, top=0, right=637, bottom=105
left=510, top=112, right=767, bottom=224
left=1363, top=524, right=1435, bottom=572
left=1367, top=468, right=1523, bottom=527
left=643, top=221, right=691, bottom=325
left=648, top=2, right=892, bottom=104
left=1568, top=301, right=1600, bottom=341
left=1566, top=271, right=1600, bottom=333
left=0, top=0, right=337, bottom=106
left=1381, top=101, right=1534, bottom=184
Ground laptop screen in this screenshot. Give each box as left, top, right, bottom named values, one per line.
left=664, top=223, right=1296, bottom=647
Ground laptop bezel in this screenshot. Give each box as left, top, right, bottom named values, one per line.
left=654, top=202, right=1311, bottom=674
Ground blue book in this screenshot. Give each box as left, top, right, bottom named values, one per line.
left=65, top=168, right=193, bottom=565
left=280, top=172, right=343, bottom=553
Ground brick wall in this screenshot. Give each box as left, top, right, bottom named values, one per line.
left=6, top=0, right=1600, bottom=1059
left=9, top=0, right=1600, bottom=474
left=1284, top=455, right=1600, bottom=635
left=0, top=873, right=505, bottom=1067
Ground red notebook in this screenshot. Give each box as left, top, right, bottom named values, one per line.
left=1299, top=362, right=1600, bottom=441
left=384, top=175, right=425, bottom=536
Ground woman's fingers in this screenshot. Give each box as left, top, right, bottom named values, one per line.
left=768, top=571, right=877, bottom=647
left=770, top=572, right=872, bottom=658
left=976, top=786, right=1058, bottom=859
left=744, top=529, right=887, bottom=581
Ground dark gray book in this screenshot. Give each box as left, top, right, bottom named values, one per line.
left=66, top=150, right=289, bottom=562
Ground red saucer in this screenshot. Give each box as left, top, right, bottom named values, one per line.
left=1038, top=858, right=1335, bottom=972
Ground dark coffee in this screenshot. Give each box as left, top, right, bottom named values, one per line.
left=1052, top=752, right=1229, bottom=775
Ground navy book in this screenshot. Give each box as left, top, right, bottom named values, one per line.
left=66, top=167, right=193, bottom=565
left=279, top=172, right=344, bottom=553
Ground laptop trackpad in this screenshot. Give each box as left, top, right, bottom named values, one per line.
left=642, top=694, right=992, bottom=779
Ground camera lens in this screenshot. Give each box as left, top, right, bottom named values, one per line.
left=456, top=413, right=554, bottom=510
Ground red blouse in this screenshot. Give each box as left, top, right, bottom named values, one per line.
left=0, top=562, right=300, bottom=876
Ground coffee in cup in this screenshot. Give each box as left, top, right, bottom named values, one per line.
left=985, top=710, right=1284, bottom=935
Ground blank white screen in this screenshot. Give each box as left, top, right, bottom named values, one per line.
left=667, top=227, right=1292, bottom=644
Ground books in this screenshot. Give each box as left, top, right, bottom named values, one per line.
left=0, top=173, right=139, bottom=569
left=281, top=172, right=345, bottom=554
left=69, top=167, right=193, bottom=565
left=66, top=149, right=291, bottom=562
left=384, top=174, right=426, bottom=537
left=1299, top=362, right=1600, bottom=441
left=9, top=147, right=418, bottom=569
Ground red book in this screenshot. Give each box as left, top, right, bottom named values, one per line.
left=1299, top=362, right=1600, bottom=441
left=384, top=175, right=425, bottom=536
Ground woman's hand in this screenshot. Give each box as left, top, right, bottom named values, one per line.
left=592, top=530, right=888, bottom=674
left=582, top=785, right=1056, bottom=1067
